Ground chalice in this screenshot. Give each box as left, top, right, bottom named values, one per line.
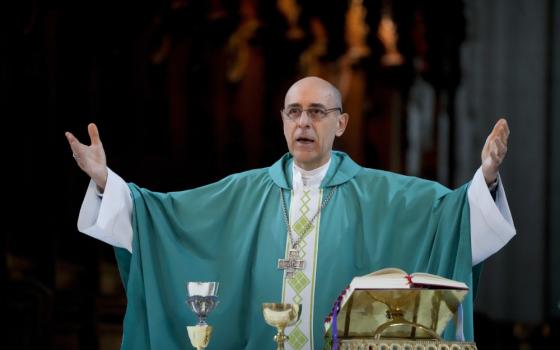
left=186, top=282, right=219, bottom=350
left=262, top=303, right=302, bottom=350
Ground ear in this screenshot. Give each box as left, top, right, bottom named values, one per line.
left=335, top=113, right=349, bottom=137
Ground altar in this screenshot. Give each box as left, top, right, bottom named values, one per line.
left=322, top=288, right=478, bottom=350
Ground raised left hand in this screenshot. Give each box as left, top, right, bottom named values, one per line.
left=481, top=118, right=510, bottom=185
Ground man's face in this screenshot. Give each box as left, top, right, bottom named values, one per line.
left=282, top=78, right=348, bottom=170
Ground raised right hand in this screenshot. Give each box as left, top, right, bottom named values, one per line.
left=65, top=123, right=108, bottom=191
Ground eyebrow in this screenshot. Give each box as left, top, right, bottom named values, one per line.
left=286, top=102, right=327, bottom=108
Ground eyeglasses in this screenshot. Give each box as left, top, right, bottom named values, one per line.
left=281, top=106, right=342, bottom=121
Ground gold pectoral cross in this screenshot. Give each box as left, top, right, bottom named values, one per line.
left=278, top=249, right=305, bottom=279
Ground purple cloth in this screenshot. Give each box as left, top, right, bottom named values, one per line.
left=332, top=300, right=341, bottom=350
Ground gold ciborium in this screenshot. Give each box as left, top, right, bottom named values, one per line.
left=262, top=303, right=302, bottom=350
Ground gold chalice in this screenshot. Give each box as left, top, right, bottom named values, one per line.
left=262, top=303, right=302, bottom=350
left=186, top=282, right=219, bottom=350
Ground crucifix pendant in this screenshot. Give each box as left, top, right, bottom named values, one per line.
left=277, top=248, right=305, bottom=279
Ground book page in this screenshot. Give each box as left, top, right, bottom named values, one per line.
left=410, top=272, right=468, bottom=289
left=366, top=267, right=407, bottom=276
left=351, top=268, right=410, bottom=289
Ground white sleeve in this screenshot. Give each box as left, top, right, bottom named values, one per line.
left=468, top=167, right=516, bottom=265
left=77, top=168, right=133, bottom=252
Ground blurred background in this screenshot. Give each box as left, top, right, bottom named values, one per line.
left=2, top=0, right=559, bottom=349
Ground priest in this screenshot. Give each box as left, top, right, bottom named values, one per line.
left=65, top=76, right=515, bottom=350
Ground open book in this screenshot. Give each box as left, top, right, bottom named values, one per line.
left=350, top=267, right=468, bottom=290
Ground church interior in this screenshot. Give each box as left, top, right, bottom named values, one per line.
left=2, top=0, right=559, bottom=348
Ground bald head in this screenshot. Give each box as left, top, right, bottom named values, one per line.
left=284, top=76, right=342, bottom=111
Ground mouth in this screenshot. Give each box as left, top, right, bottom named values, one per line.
left=296, top=137, right=315, bottom=144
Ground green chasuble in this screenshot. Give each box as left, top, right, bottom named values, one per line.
left=114, top=151, right=477, bottom=349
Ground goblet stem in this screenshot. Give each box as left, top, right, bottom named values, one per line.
left=197, top=315, right=207, bottom=326
left=274, top=327, right=287, bottom=350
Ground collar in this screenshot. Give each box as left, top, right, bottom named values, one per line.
left=292, top=159, right=331, bottom=190
left=268, top=151, right=362, bottom=190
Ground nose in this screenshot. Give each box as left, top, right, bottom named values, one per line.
left=297, top=110, right=312, bottom=128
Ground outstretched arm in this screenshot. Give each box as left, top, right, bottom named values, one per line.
left=469, top=118, right=515, bottom=265
left=66, top=123, right=133, bottom=251
left=481, top=118, right=509, bottom=185
left=65, top=123, right=108, bottom=191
